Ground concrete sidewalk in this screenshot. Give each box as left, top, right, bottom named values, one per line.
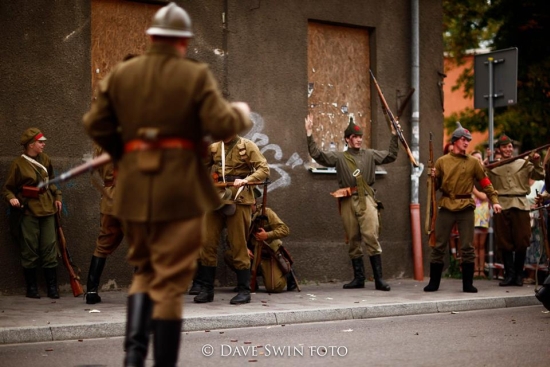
left=0, top=278, right=543, bottom=345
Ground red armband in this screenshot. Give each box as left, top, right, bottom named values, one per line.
left=479, top=177, right=491, bottom=188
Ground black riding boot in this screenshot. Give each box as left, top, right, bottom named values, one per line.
left=230, top=269, right=251, bottom=305
left=23, top=268, right=40, bottom=299
left=153, top=319, right=182, bottom=367
left=499, top=251, right=516, bottom=286
left=193, top=265, right=216, bottom=303
left=43, top=267, right=60, bottom=299
left=462, top=262, right=478, bottom=293
left=286, top=270, right=298, bottom=291
left=86, top=256, right=106, bottom=304
left=513, top=250, right=526, bottom=286
left=188, top=278, right=202, bottom=295
left=369, top=255, right=391, bottom=291
left=343, top=257, right=366, bottom=289
left=424, top=262, right=444, bottom=292
left=535, top=274, right=550, bottom=311
left=124, top=293, right=153, bottom=367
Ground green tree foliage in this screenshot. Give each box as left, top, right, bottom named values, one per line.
left=443, top=0, right=550, bottom=150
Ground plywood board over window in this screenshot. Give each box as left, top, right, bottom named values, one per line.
left=91, top=0, right=160, bottom=94
left=307, top=22, right=371, bottom=152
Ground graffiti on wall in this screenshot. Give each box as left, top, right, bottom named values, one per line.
left=246, top=112, right=304, bottom=192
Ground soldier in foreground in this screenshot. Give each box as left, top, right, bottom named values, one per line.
left=83, top=3, right=251, bottom=367
left=305, top=114, right=397, bottom=291
left=424, top=123, right=502, bottom=293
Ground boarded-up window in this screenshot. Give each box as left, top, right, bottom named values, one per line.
left=307, top=22, right=371, bottom=151
left=91, top=0, right=161, bottom=94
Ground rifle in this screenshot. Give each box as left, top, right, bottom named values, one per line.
left=369, top=70, right=419, bottom=167
left=55, top=212, right=84, bottom=297
left=250, top=181, right=269, bottom=292
left=485, top=143, right=550, bottom=170
left=425, top=132, right=437, bottom=247
left=215, top=181, right=266, bottom=188
left=38, top=153, right=112, bottom=189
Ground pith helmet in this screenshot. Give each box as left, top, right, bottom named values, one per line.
left=495, top=134, right=513, bottom=147
left=451, top=122, right=472, bottom=143
left=344, top=116, right=363, bottom=138
left=146, top=2, right=194, bottom=38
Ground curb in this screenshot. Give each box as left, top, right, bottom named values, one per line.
left=0, top=295, right=541, bottom=345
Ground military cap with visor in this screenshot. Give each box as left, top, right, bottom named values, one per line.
left=20, top=128, right=47, bottom=146
left=450, top=122, right=472, bottom=143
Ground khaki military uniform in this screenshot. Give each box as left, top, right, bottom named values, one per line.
left=225, top=206, right=290, bottom=292
left=201, top=137, right=269, bottom=270
left=93, top=145, right=124, bottom=257
left=487, top=158, right=545, bottom=252
left=2, top=153, right=62, bottom=268
left=431, top=152, right=499, bottom=263
left=307, top=135, right=398, bottom=259
left=83, top=43, right=250, bottom=320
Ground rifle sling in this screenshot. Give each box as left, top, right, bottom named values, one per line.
left=343, top=152, right=375, bottom=211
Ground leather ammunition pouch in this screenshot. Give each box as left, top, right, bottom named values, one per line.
left=262, top=244, right=293, bottom=275
left=22, top=185, right=45, bottom=199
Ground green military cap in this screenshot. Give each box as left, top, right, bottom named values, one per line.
left=450, top=122, right=472, bottom=143
left=495, top=134, right=513, bottom=147
left=344, top=116, right=363, bottom=138
left=20, top=127, right=47, bottom=146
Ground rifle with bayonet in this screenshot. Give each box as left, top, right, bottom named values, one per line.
left=425, top=132, right=437, bottom=247
left=38, top=153, right=112, bottom=189
left=369, top=70, right=419, bottom=167
left=485, top=143, right=550, bottom=170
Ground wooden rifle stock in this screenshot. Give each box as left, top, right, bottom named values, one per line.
left=369, top=70, right=419, bottom=167
left=38, top=153, right=112, bottom=189
left=56, top=212, right=84, bottom=297
left=250, top=181, right=269, bottom=291
left=425, top=132, right=437, bottom=248
left=485, top=143, right=550, bottom=170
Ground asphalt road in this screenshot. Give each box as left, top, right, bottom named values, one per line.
left=0, top=305, right=548, bottom=367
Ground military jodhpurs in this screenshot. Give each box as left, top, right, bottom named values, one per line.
left=200, top=204, right=252, bottom=270
left=125, top=216, right=203, bottom=320
left=430, top=207, right=475, bottom=264
left=93, top=213, right=124, bottom=258
left=340, top=194, right=382, bottom=259
left=493, top=208, right=531, bottom=252
left=19, top=214, right=58, bottom=269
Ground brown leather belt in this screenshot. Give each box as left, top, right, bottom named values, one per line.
left=219, top=175, right=247, bottom=182
left=442, top=193, right=471, bottom=199
left=124, top=138, right=195, bottom=153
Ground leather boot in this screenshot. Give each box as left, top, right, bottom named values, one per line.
left=124, top=293, right=153, bottom=367
left=343, top=257, right=366, bottom=289
left=369, top=255, right=391, bottom=291
left=230, top=269, right=251, bottom=305
left=499, top=251, right=516, bottom=286
left=193, top=265, right=216, bottom=303
left=286, top=270, right=297, bottom=291
left=43, top=267, right=60, bottom=299
left=513, top=250, right=526, bottom=286
left=424, top=262, right=444, bottom=292
left=462, top=262, right=478, bottom=293
left=535, top=274, right=550, bottom=311
left=188, top=278, right=202, bottom=295
left=153, top=319, right=182, bottom=367
left=23, top=268, right=40, bottom=299
left=86, top=256, right=106, bottom=304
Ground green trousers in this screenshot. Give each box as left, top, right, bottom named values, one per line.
left=20, top=214, right=58, bottom=269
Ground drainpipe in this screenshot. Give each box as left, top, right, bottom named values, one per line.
left=410, top=0, right=424, bottom=281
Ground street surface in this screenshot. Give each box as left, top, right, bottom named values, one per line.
left=0, top=305, right=548, bottom=367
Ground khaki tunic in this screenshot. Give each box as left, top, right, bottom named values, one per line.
left=201, top=137, right=269, bottom=269
left=82, top=42, right=250, bottom=320
left=307, top=135, right=398, bottom=259
left=487, top=158, right=545, bottom=252
left=430, top=152, right=499, bottom=263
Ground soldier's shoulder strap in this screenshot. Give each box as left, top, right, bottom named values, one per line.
left=237, top=138, right=254, bottom=172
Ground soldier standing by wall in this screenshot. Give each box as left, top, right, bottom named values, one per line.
left=3, top=128, right=63, bottom=299
left=487, top=134, right=545, bottom=287
left=194, top=135, right=269, bottom=305
left=83, top=3, right=252, bottom=366
left=305, top=114, right=397, bottom=291
left=424, top=123, right=502, bottom=293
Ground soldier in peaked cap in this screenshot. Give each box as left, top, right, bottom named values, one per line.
left=487, top=134, right=544, bottom=288
left=305, top=114, right=398, bottom=292
left=83, top=3, right=252, bottom=366
left=424, top=122, right=502, bottom=293
left=2, top=128, right=62, bottom=300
